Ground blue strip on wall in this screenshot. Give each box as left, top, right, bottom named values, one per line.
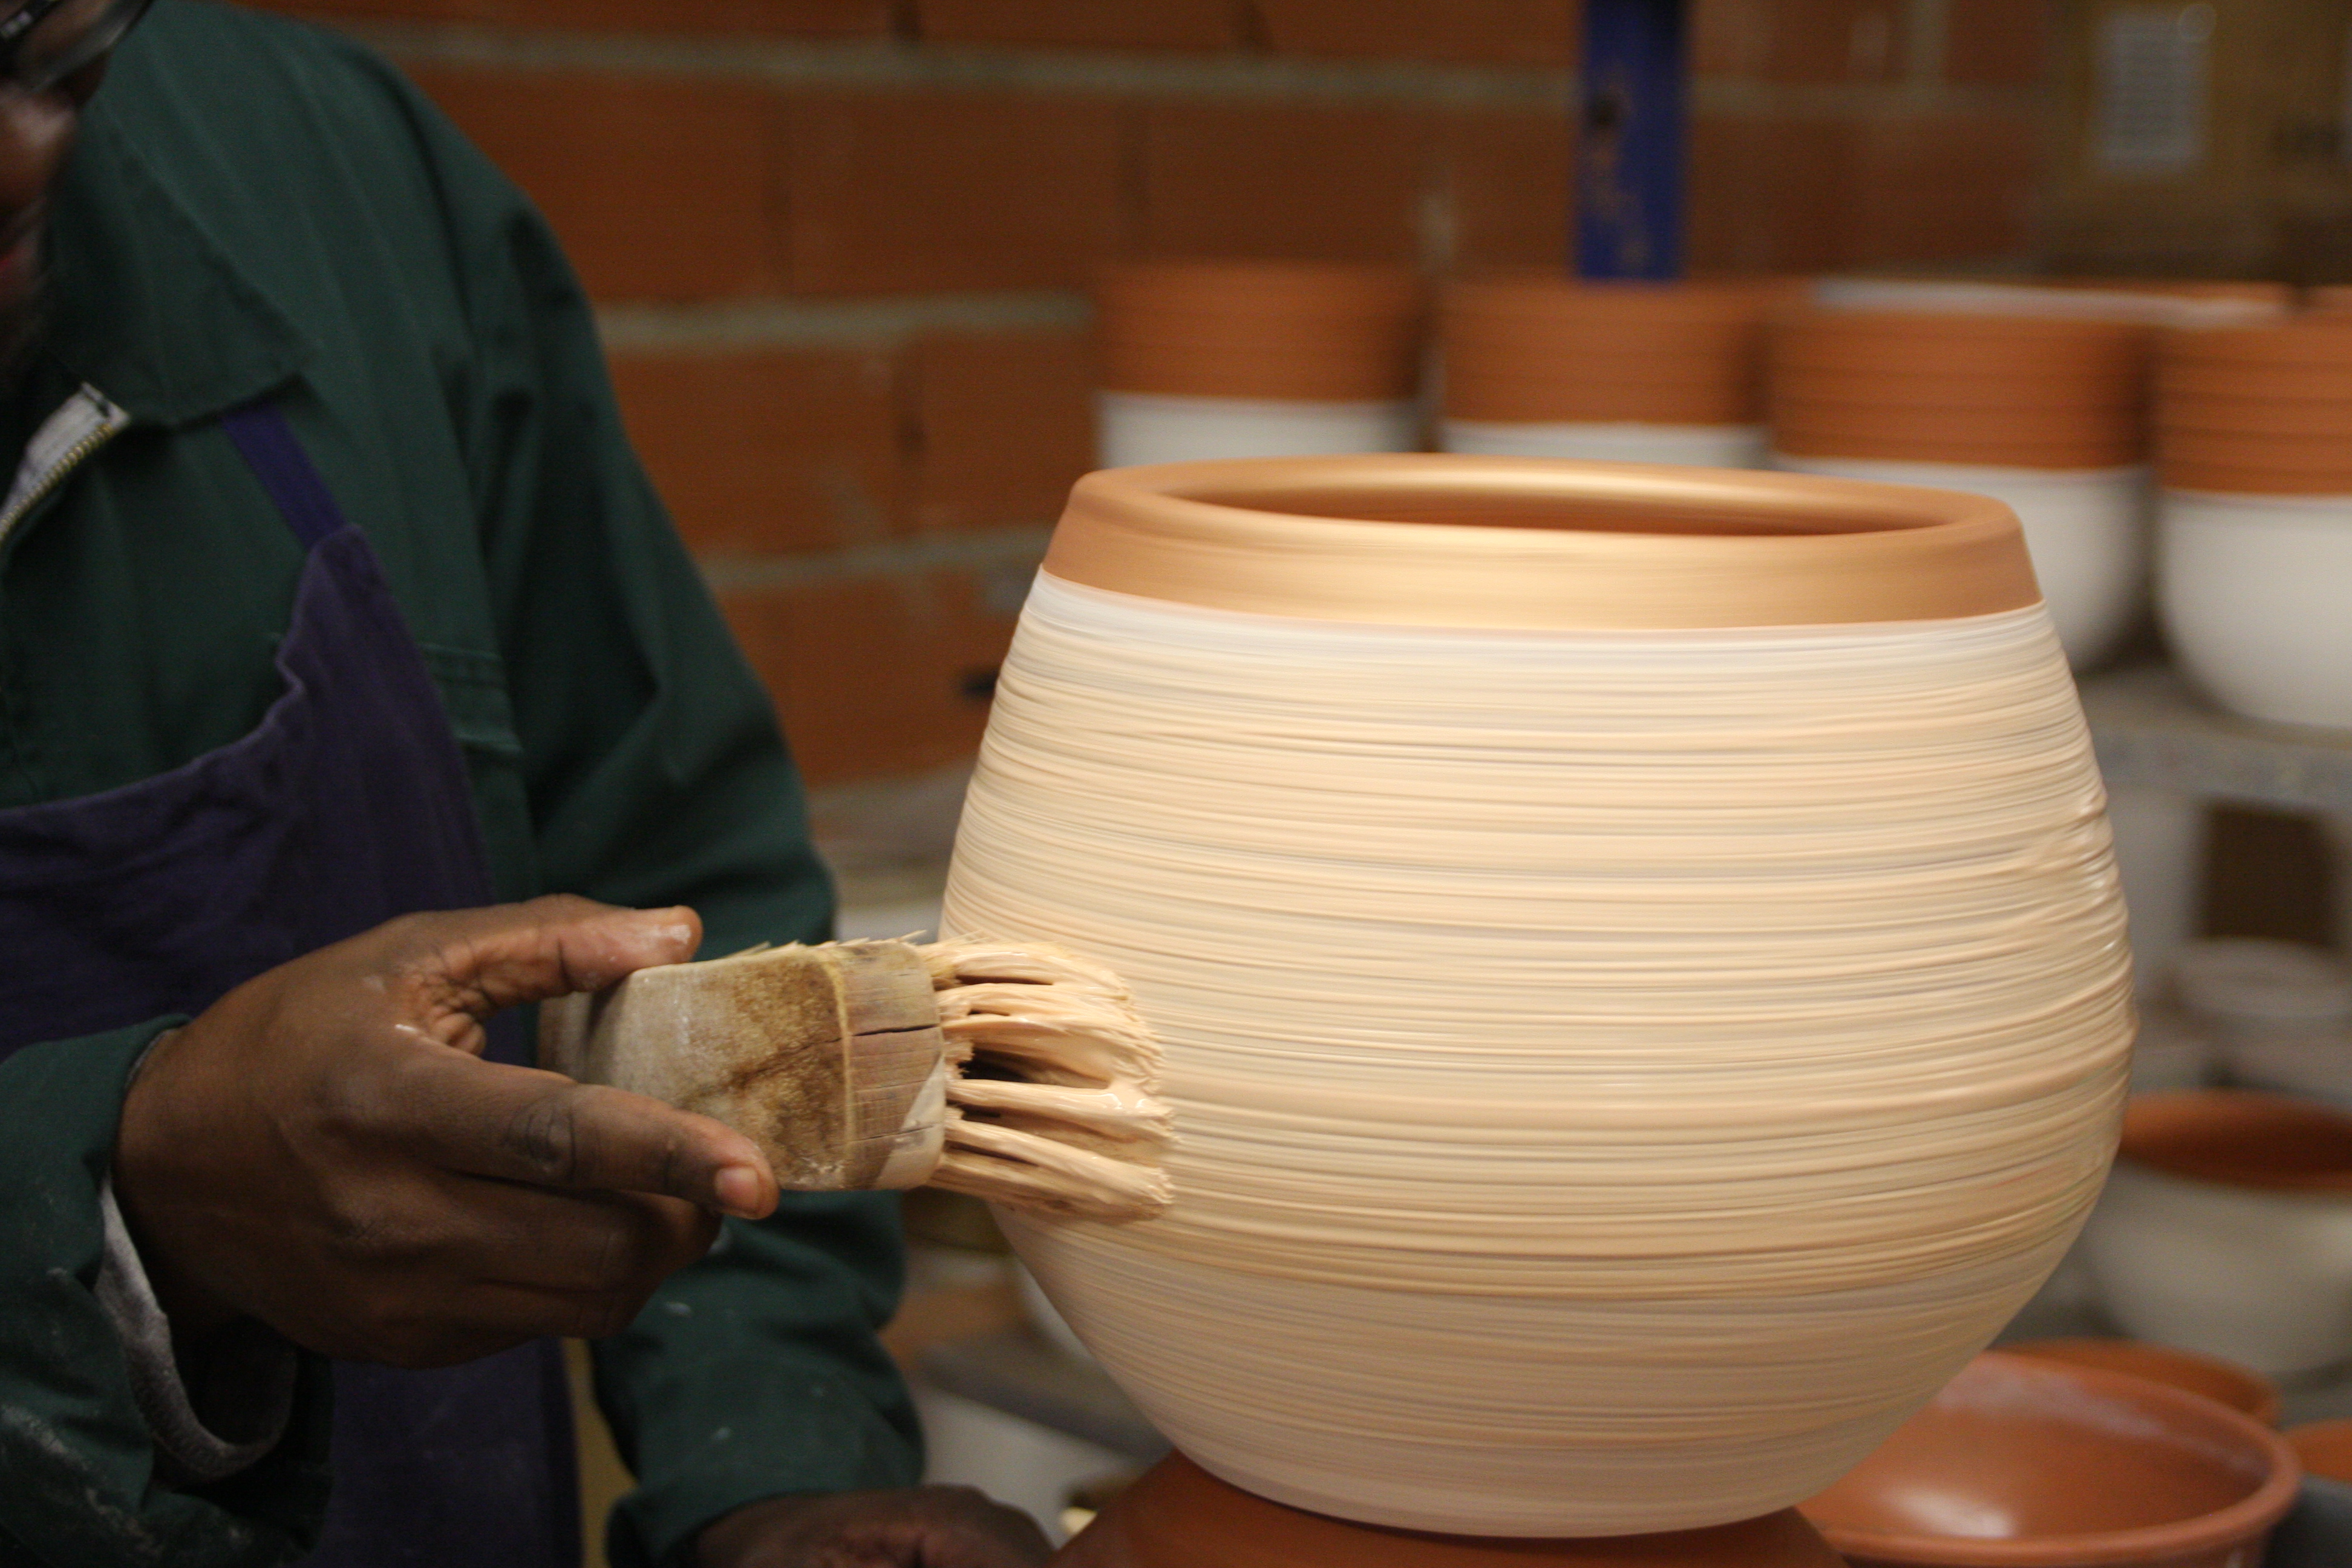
left=1576, top=0, right=1688, bottom=279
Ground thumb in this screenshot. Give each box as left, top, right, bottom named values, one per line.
left=386, top=895, right=704, bottom=1024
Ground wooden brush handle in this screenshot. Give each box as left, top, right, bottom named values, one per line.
left=539, top=941, right=948, bottom=1192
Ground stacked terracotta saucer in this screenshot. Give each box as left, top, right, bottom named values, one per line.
left=1093, top=260, right=1426, bottom=466
left=2154, top=318, right=2352, bottom=727
left=1436, top=276, right=1783, bottom=468
left=1768, top=307, right=2155, bottom=670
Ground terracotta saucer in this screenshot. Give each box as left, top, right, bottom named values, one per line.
left=1054, top=1453, right=1847, bottom=1567
left=2002, top=1337, right=2282, bottom=1425
left=1802, top=1350, right=2300, bottom=1566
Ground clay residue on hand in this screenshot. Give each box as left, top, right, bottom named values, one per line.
left=918, top=939, right=1174, bottom=1223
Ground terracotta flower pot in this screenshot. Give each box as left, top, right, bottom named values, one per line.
left=947, top=454, right=2130, bottom=1537
left=1094, top=260, right=1426, bottom=402
left=2082, top=1092, right=2352, bottom=1373
left=1054, top=1454, right=1845, bottom=1567
left=2002, top=1338, right=2282, bottom=1426
left=2160, top=359, right=2352, bottom=400
left=1802, top=1351, right=2301, bottom=1567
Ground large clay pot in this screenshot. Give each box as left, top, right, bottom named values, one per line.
left=1093, top=261, right=1426, bottom=466
left=944, top=455, right=2133, bottom=1537
left=1439, top=277, right=1779, bottom=468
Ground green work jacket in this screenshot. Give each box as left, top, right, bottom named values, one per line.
left=0, top=3, right=920, bottom=1564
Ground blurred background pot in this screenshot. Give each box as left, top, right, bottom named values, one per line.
left=1438, top=278, right=1774, bottom=468
left=1093, top=261, right=1426, bottom=466
left=1801, top=1351, right=2300, bottom=1567
left=1769, top=309, right=2154, bottom=671
left=2082, top=1091, right=2352, bottom=1378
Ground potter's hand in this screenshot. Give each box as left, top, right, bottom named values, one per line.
left=699, top=1488, right=1054, bottom=1568
left=112, top=895, right=780, bottom=1368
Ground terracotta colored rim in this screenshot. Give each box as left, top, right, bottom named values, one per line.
left=2308, top=286, right=2352, bottom=311
left=2002, top=1338, right=2282, bottom=1426
left=2119, top=1089, right=2352, bottom=1192
left=2164, top=318, right=2352, bottom=368
left=2287, top=1420, right=2352, bottom=1484
left=1774, top=426, right=2141, bottom=469
left=1096, top=260, right=1425, bottom=401
left=1049, top=454, right=2037, bottom=630
left=1806, top=1352, right=2303, bottom=1567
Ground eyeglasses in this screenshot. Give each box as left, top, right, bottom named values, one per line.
left=0, top=0, right=153, bottom=95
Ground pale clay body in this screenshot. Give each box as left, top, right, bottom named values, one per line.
left=946, top=572, right=2133, bottom=1537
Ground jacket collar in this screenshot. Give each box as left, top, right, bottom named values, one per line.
left=39, top=109, right=312, bottom=427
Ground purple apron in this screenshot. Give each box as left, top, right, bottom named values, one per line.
left=0, top=403, right=577, bottom=1567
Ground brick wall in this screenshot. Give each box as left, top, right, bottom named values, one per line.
left=240, top=0, right=2049, bottom=785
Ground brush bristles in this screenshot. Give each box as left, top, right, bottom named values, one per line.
left=920, top=938, right=1174, bottom=1223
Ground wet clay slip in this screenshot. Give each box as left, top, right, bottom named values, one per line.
left=945, top=455, right=2132, bottom=1535
left=1803, top=1351, right=2300, bottom=1567
left=1054, top=1453, right=1845, bottom=1567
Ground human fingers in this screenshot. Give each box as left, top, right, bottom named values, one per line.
left=378, top=1050, right=777, bottom=1218
left=372, top=895, right=704, bottom=1027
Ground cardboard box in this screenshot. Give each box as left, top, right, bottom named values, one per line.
left=2043, top=0, right=2352, bottom=280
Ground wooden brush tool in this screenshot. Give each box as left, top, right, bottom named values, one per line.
left=538, top=937, right=1173, bottom=1223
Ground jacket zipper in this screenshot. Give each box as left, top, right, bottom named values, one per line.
left=0, top=384, right=131, bottom=557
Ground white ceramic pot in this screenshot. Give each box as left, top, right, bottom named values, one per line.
left=1096, top=391, right=1418, bottom=468
left=1774, top=454, right=2148, bottom=670
left=1440, top=418, right=1767, bottom=468
left=2085, top=1158, right=2352, bottom=1378
left=2158, top=489, right=2352, bottom=729
left=949, top=456, right=2131, bottom=1537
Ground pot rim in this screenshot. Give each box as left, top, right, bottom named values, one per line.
left=1808, top=1352, right=2302, bottom=1566
left=1048, top=454, right=2039, bottom=630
